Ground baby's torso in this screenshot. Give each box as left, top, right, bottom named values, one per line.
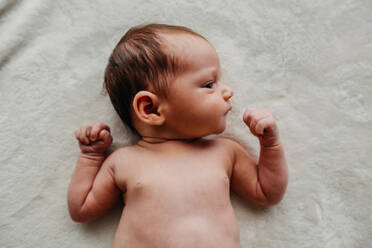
left=112, top=137, right=241, bottom=248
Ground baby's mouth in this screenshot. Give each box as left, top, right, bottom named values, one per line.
left=224, top=105, right=232, bottom=115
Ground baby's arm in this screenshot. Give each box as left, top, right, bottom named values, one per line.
left=67, top=123, right=121, bottom=222
left=229, top=108, right=288, bottom=206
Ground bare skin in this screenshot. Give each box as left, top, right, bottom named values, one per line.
left=111, top=138, right=240, bottom=247
left=67, top=33, right=288, bottom=247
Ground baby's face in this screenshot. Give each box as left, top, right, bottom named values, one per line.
left=160, top=33, right=234, bottom=138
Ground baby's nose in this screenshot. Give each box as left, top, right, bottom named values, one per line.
left=223, top=87, right=234, bottom=101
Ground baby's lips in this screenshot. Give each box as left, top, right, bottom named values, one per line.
left=225, top=105, right=232, bottom=115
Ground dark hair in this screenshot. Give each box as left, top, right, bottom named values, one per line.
left=103, top=23, right=207, bottom=135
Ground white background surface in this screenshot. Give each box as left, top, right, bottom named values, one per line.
left=1, top=0, right=371, bottom=247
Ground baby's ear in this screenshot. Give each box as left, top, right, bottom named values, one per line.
left=132, top=91, right=165, bottom=126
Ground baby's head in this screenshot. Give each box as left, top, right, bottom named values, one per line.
left=103, top=23, right=233, bottom=139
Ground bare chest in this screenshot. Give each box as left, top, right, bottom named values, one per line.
left=114, top=141, right=233, bottom=213
left=111, top=141, right=240, bottom=247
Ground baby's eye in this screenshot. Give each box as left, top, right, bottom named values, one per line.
left=204, top=81, right=215, bottom=89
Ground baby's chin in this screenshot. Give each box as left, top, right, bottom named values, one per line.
left=180, top=118, right=227, bottom=138
left=205, top=120, right=227, bottom=136
left=214, top=124, right=226, bottom=135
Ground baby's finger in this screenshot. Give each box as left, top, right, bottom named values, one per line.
left=243, top=108, right=254, bottom=124
left=99, top=129, right=113, bottom=144
left=255, top=119, right=269, bottom=136
left=81, top=125, right=90, bottom=144
left=74, top=128, right=80, bottom=140
left=90, top=123, right=100, bottom=141
left=251, top=114, right=269, bottom=130
left=249, top=118, right=258, bottom=135
left=86, top=125, right=92, bottom=140
left=91, top=123, right=110, bottom=141
left=77, top=126, right=85, bottom=142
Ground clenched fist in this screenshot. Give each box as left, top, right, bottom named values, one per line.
left=74, top=122, right=113, bottom=155
left=243, top=108, right=280, bottom=147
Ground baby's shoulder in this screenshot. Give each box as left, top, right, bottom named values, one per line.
left=200, top=136, right=239, bottom=159
left=211, top=135, right=241, bottom=149
left=107, top=145, right=145, bottom=179
left=108, top=145, right=140, bottom=162
left=212, top=136, right=254, bottom=156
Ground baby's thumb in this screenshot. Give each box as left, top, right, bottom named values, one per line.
left=98, top=129, right=112, bottom=144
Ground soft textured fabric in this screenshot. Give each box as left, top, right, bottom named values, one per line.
left=1, top=0, right=371, bottom=247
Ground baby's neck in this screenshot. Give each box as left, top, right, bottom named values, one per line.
left=139, top=136, right=200, bottom=144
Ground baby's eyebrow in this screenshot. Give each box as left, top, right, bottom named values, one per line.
left=205, top=67, right=222, bottom=79
left=215, top=68, right=222, bottom=79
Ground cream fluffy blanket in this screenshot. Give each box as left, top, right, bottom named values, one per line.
left=1, top=0, right=371, bottom=247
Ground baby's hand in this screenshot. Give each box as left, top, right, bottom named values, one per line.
left=243, top=108, right=280, bottom=147
left=74, top=122, right=113, bottom=155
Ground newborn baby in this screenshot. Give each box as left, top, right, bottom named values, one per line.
left=67, top=23, right=288, bottom=248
